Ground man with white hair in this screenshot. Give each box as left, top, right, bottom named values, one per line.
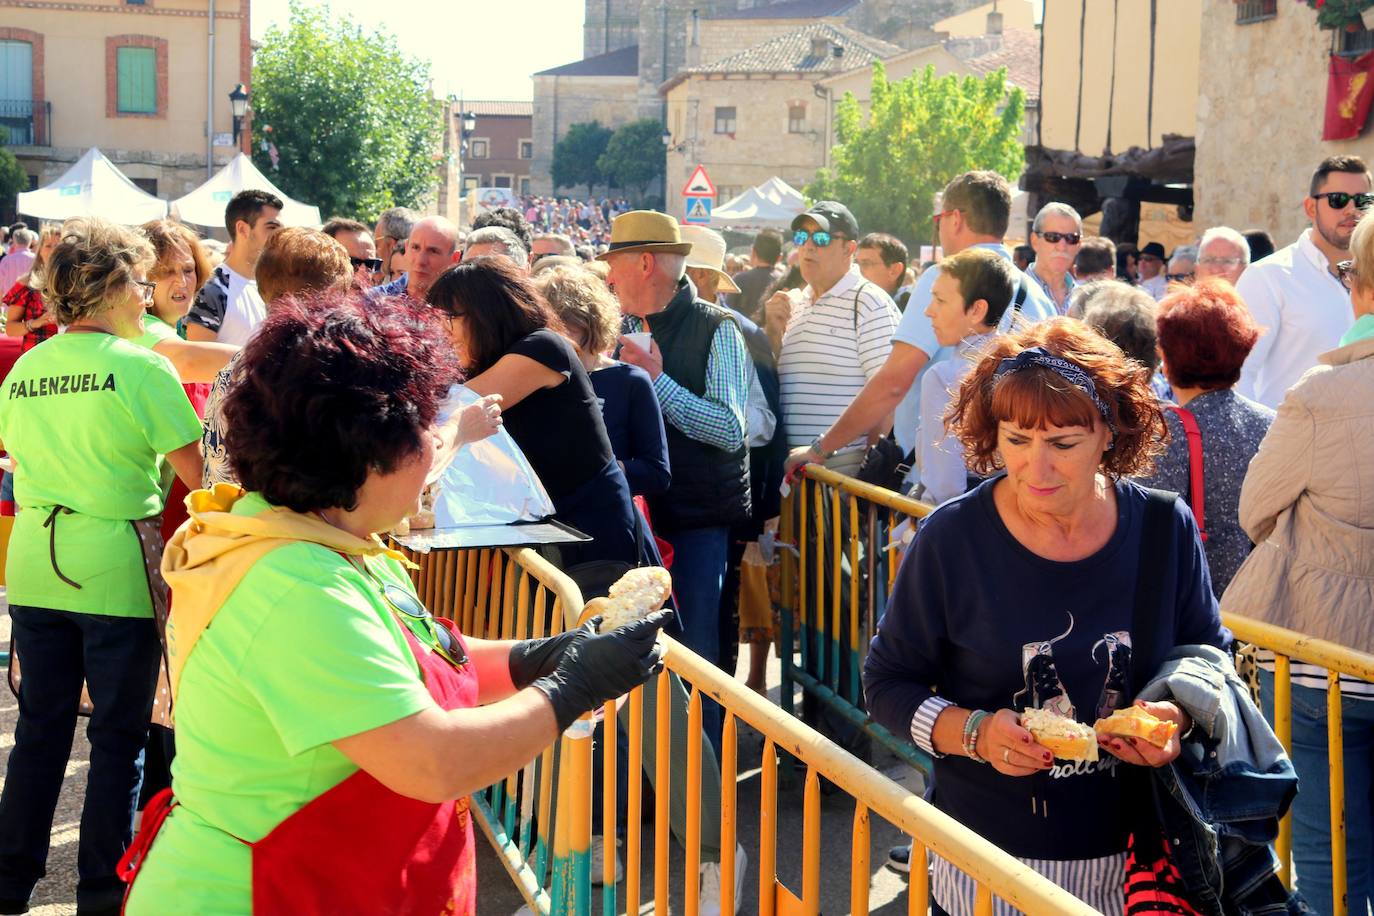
left=463, top=226, right=530, bottom=271
left=1025, top=202, right=1083, bottom=314
left=1167, top=245, right=1198, bottom=284
left=1195, top=227, right=1250, bottom=286
left=373, top=215, right=458, bottom=301
left=601, top=210, right=751, bottom=750
left=531, top=232, right=576, bottom=264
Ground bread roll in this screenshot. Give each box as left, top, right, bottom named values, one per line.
left=1020, top=707, right=1099, bottom=762
left=1094, top=705, right=1178, bottom=748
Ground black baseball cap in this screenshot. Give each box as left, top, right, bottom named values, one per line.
left=791, top=201, right=859, bottom=239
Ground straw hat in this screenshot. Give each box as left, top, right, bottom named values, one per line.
left=680, top=225, right=740, bottom=294
left=596, top=210, right=694, bottom=259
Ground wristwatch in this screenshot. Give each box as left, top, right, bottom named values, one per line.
left=808, top=436, right=834, bottom=461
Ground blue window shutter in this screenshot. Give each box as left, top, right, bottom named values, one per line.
left=117, top=47, right=157, bottom=114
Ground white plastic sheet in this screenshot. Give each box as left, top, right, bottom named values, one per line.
left=17, top=148, right=168, bottom=224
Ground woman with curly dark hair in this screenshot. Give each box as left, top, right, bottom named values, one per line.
left=862, top=319, right=1278, bottom=915
left=121, top=291, right=669, bottom=915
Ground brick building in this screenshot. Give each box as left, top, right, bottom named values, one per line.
left=0, top=0, right=252, bottom=222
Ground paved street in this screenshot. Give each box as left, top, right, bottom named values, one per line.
left=1, top=595, right=923, bottom=915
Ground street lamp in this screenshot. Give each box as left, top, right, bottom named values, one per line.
left=228, top=83, right=249, bottom=146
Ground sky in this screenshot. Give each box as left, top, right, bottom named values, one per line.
left=250, top=0, right=586, bottom=101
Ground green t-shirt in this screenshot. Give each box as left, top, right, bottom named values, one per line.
left=124, top=492, right=447, bottom=915
left=0, top=333, right=202, bottom=616
left=132, top=312, right=179, bottom=351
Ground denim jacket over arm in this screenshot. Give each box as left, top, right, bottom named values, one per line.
left=1137, top=644, right=1306, bottom=915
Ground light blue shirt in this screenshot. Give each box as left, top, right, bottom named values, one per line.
left=891, top=243, right=1054, bottom=455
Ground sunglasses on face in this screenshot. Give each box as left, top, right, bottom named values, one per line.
left=1036, top=231, right=1081, bottom=245
left=382, top=583, right=467, bottom=664
left=1338, top=259, right=1360, bottom=290
left=793, top=229, right=844, bottom=248
left=1166, top=272, right=1194, bottom=283
left=1313, top=192, right=1374, bottom=211
left=350, top=256, right=384, bottom=272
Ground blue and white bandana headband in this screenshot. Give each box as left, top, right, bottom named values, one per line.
left=992, top=346, right=1118, bottom=436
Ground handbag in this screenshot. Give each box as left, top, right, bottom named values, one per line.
left=855, top=433, right=911, bottom=492
left=1122, top=489, right=1204, bottom=916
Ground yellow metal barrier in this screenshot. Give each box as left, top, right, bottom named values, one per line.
left=778, top=465, right=932, bottom=771
left=403, top=539, right=1105, bottom=916
left=1224, top=614, right=1374, bottom=916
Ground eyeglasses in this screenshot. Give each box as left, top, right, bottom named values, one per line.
left=931, top=209, right=954, bottom=231
left=1035, top=231, right=1081, bottom=245
left=1313, top=192, right=1374, bottom=211
left=382, top=583, right=467, bottom=665
left=350, top=256, right=384, bottom=272
left=1165, top=272, right=1194, bottom=283
left=793, top=229, right=843, bottom=248
left=133, top=280, right=156, bottom=302
left=1337, top=259, right=1359, bottom=290
left=1197, top=256, right=1244, bottom=268
left=1138, top=255, right=1163, bottom=264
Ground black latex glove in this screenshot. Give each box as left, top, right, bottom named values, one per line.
left=531, top=610, right=672, bottom=732
left=508, top=623, right=593, bottom=690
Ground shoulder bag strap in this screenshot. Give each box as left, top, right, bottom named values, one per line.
left=1166, top=405, right=1207, bottom=542
left=1013, top=276, right=1029, bottom=314
left=1129, top=489, right=1178, bottom=695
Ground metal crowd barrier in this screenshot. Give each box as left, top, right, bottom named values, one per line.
left=1224, top=615, right=1374, bottom=916
left=777, top=464, right=932, bottom=773
left=401, top=541, right=1102, bottom=916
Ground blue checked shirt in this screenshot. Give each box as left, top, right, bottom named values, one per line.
left=623, top=313, right=750, bottom=452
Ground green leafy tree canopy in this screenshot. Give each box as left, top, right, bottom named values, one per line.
left=0, top=145, right=27, bottom=213
left=597, top=119, right=666, bottom=197
left=552, top=121, right=613, bottom=197
left=250, top=2, right=442, bottom=222
left=807, top=62, right=1025, bottom=247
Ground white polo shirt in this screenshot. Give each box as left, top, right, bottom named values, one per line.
left=1236, top=228, right=1354, bottom=408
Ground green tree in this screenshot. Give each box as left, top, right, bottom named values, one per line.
left=597, top=119, right=666, bottom=198
left=807, top=62, right=1025, bottom=246
left=0, top=145, right=26, bottom=212
left=552, top=121, right=613, bottom=196
left=249, top=2, right=442, bottom=221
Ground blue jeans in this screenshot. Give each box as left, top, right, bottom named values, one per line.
left=660, top=525, right=729, bottom=746
left=1259, top=667, right=1374, bottom=916
left=0, top=605, right=160, bottom=911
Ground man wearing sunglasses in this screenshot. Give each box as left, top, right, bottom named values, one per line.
left=1025, top=202, right=1083, bottom=315
left=1236, top=155, right=1373, bottom=407
left=323, top=217, right=380, bottom=289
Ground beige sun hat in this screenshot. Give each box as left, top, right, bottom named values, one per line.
left=596, top=210, right=694, bottom=259
left=679, top=225, right=741, bottom=294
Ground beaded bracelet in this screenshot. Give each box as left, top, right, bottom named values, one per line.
left=962, top=710, right=990, bottom=763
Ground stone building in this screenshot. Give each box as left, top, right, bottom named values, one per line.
left=531, top=0, right=992, bottom=196
left=0, top=0, right=253, bottom=223
left=1194, top=0, right=1374, bottom=244
left=1020, top=0, right=1200, bottom=244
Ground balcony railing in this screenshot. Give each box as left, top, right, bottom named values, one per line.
left=0, top=100, right=51, bottom=147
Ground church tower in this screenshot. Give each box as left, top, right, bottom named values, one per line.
left=584, top=0, right=646, bottom=59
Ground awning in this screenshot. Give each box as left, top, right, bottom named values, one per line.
left=16, top=147, right=168, bottom=224
left=713, top=177, right=807, bottom=230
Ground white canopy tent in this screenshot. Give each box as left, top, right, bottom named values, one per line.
left=712, top=177, right=807, bottom=230
left=17, top=147, right=168, bottom=224
left=172, top=153, right=321, bottom=229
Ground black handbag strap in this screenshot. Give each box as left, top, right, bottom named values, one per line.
left=1129, top=489, right=1179, bottom=695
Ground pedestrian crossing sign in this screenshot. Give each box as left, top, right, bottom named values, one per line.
left=684, top=195, right=713, bottom=224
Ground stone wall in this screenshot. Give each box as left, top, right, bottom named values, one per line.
left=583, top=0, right=644, bottom=59
left=1194, top=0, right=1372, bottom=243
left=531, top=74, right=641, bottom=196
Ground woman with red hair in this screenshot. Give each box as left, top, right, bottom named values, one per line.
left=1140, top=278, right=1273, bottom=594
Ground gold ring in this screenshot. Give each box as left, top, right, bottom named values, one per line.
left=1002, top=748, right=1011, bottom=764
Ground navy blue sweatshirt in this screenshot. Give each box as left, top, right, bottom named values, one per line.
left=862, top=478, right=1227, bottom=860
left=589, top=361, right=671, bottom=498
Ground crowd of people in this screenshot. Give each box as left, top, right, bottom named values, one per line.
left=0, top=153, right=1369, bottom=916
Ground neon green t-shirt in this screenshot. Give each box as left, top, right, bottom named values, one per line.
left=0, top=333, right=202, bottom=616
left=132, top=312, right=179, bottom=351
left=125, top=492, right=447, bottom=915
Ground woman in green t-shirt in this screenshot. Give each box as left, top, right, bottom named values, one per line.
left=0, top=218, right=206, bottom=916
left=122, top=290, right=670, bottom=915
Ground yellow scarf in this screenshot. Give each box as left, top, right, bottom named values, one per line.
left=161, top=483, right=415, bottom=701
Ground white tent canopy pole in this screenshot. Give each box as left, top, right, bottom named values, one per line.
left=171, top=153, right=322, bottom=229
left=16, top=148, right=168, bottom=225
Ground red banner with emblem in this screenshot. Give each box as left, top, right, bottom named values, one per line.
left=1325, top=51, right=1374, bottom=141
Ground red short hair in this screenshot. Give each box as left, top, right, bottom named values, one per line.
left=1156, top=278, right=1261, bottom=391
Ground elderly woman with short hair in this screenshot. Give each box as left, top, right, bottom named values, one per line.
left=1139, top=279, right=1271, bottom=595
left=0, top=218, right=204, bottom=915
left=1072, top=280, right=1174, bottom=401
left=863, top=319, right=1276, bottom=915
left=1222, top=211, right=1374, bottom=916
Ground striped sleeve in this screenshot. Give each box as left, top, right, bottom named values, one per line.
left=910, top=695, right=953, bottom=757
left=653, top=321, right=749, bottom=451
left=856, top=288, right=900, bottom=379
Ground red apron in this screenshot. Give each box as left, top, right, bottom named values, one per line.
left=122, top=616, right=479, bottom=915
